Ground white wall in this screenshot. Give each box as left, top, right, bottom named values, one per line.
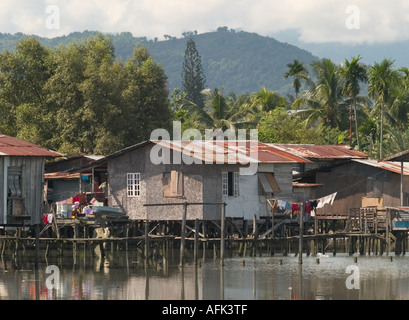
left=223, top=174, right=260, bottom=220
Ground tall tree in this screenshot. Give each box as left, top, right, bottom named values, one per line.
left=122, top=46, right=172, bottom=148
left=0, top=34, right=172, bottom=155
left=293, top=58, right=347, bottom=131
left=339, top=55, right=369, bottom=150
left=181, top=38, right=206, bottom=109
left=367, top=58, right=401, bottom=159
left=284, top=60, right=308, bottom=100
left=0, top=37, right=53, bottom=145
left=250, top=87, right=288, bottom=112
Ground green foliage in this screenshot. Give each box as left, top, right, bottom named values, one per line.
left=3, top=30, right=409, bottom=160
left=181, top=38, right=206, bottom=109
left=257, top=107, right=340, bottom=144
left=0, top=30, right=318, bottom=96
left=0, top=34, right=171, bottom=155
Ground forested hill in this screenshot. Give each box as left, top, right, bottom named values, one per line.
left=0, top=29, right=318, bottom=95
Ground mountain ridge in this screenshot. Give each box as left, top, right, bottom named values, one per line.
left=0, top=29, right=319, bottom=95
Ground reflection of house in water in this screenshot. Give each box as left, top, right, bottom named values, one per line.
left=0, top=134, right=61, bottom=226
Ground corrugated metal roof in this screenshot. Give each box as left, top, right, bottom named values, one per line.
left=353, top=159, right=409, bottom=175
left=0, top=134, right=63, bottom=157
left=152, top=140, right=312, bottom=164
left=293, top=182, right=323, bottom=188
left=382, top=149, right=409, bottom=162
left=271, top=144, right=368, bottom=160
left=44, top=172, right=82, bottom=179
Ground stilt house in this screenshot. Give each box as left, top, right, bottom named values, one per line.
left=87, top=140, right=311, bottom=222
left=0, top=134, right=62, bottom=225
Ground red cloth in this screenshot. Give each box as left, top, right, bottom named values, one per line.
left=43, top=214, right=48, bottom=225
left=304, top=202, right=312, bottom=214
left=291, top=203, right=299, bottom=212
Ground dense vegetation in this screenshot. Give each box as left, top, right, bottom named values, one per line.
left=0, top=34, right=171, bottom=155
left=173, top=54, right=409, bottom=160
left=1, top=30, right=409, bottom=160
left=0, top=28, right=318, bottom=95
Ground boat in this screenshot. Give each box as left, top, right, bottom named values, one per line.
left=92, top=206, right=125, bottom=216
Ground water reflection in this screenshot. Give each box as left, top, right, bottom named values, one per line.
left=2, top=246, right=409, bottom=300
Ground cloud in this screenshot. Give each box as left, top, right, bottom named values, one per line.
left=0, top=0, right=409, bottom=44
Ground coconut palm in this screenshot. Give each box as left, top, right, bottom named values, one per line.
left=367, top=58, right=401, bottom=159
left=292, top=58, right=347, bottom=131
left=339, top=55, right=369, bottom=150
left=176, top=87, right=256, bottom=135
left=284, top=59, right=308, bottom=99
left=250, top=86, right=288, bottom=112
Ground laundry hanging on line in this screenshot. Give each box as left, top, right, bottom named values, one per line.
left=316, top=192, right=337, bottom=208
left=275, top=199, right=318, bottom=214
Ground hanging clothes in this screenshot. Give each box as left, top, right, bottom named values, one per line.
left=304, top=202, right=312, bottom=214
left=278, top=199, right=287, bottom=210
left=317, top=192, right=337, bottom=208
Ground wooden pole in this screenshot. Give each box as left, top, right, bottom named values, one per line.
left=220, top=203, right=226, bottom=266
left=179, top=201, right=188, bottom=268
left=401, top=161, right=404, bottom=207
left=35, top=224, right=40, bottom=271
left=144, top=219, right=149, bottom=267
left=386, top=209, right=390, bottom=256
left=298, top=204, right=304, bottom=264
left=194, top=219, right=199, bottom=265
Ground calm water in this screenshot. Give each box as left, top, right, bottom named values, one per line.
left=1, top=246, right=409, bottom=300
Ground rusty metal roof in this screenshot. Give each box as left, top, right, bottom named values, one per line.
left=152, top=140, right=312, bottom=164
left=271, top=144, right=368, bottom=160
left=382, top=149, right=409, bottom=162
left=353, top=159, right=409, bottom=175
left=44, top=172, right=82, bottom=180
left=0, top=134, right=63, bottom=157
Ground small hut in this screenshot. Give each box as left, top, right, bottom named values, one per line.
left=0, top=134, right=62, bottom=226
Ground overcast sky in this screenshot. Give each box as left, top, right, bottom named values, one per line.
left=1, top=0, right=408, bottom=44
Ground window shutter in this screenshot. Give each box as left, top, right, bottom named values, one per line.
left=234, top=172, right=240, bottom=196
left=222, top=172, right=228, bottom=196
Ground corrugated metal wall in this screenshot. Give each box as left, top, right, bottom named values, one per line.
left=0, top=156, right=45, bottom=225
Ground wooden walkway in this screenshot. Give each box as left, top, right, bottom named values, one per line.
left=1, top=205, right=409, bottom=269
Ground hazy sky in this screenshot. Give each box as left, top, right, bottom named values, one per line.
left=1, top=0, right=408, bottom=43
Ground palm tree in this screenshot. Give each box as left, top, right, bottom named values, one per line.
left=284, top=60, right=308, bottom=99
left=293, top=58, right=347, bottom=131
left=367, top=58, right=401, bottom=159
left=250, top=86, right=288, bottom=112
left=177, top=87, right=256, bottom=135
left=339, top=55, right=369, bottom=150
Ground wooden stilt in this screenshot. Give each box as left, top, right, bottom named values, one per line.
left=194, top=219, right=199, bottom=265
left=220, top=203, right=226, bottom=266
left=179, top=202, right=188, bottom=268
left=145, top=219, right=149, bottom=266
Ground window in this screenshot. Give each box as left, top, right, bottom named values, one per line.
left=7, top=167, right=22, bottom=198
left=127, top=173, right=140, bottom=197
left=258, top=172, right=280, bottom=196
left=222, top=171, right=239, bottom=196
left=7, top=166, right=24, bottom=217
left=162, top=170, right=184, bottom=198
